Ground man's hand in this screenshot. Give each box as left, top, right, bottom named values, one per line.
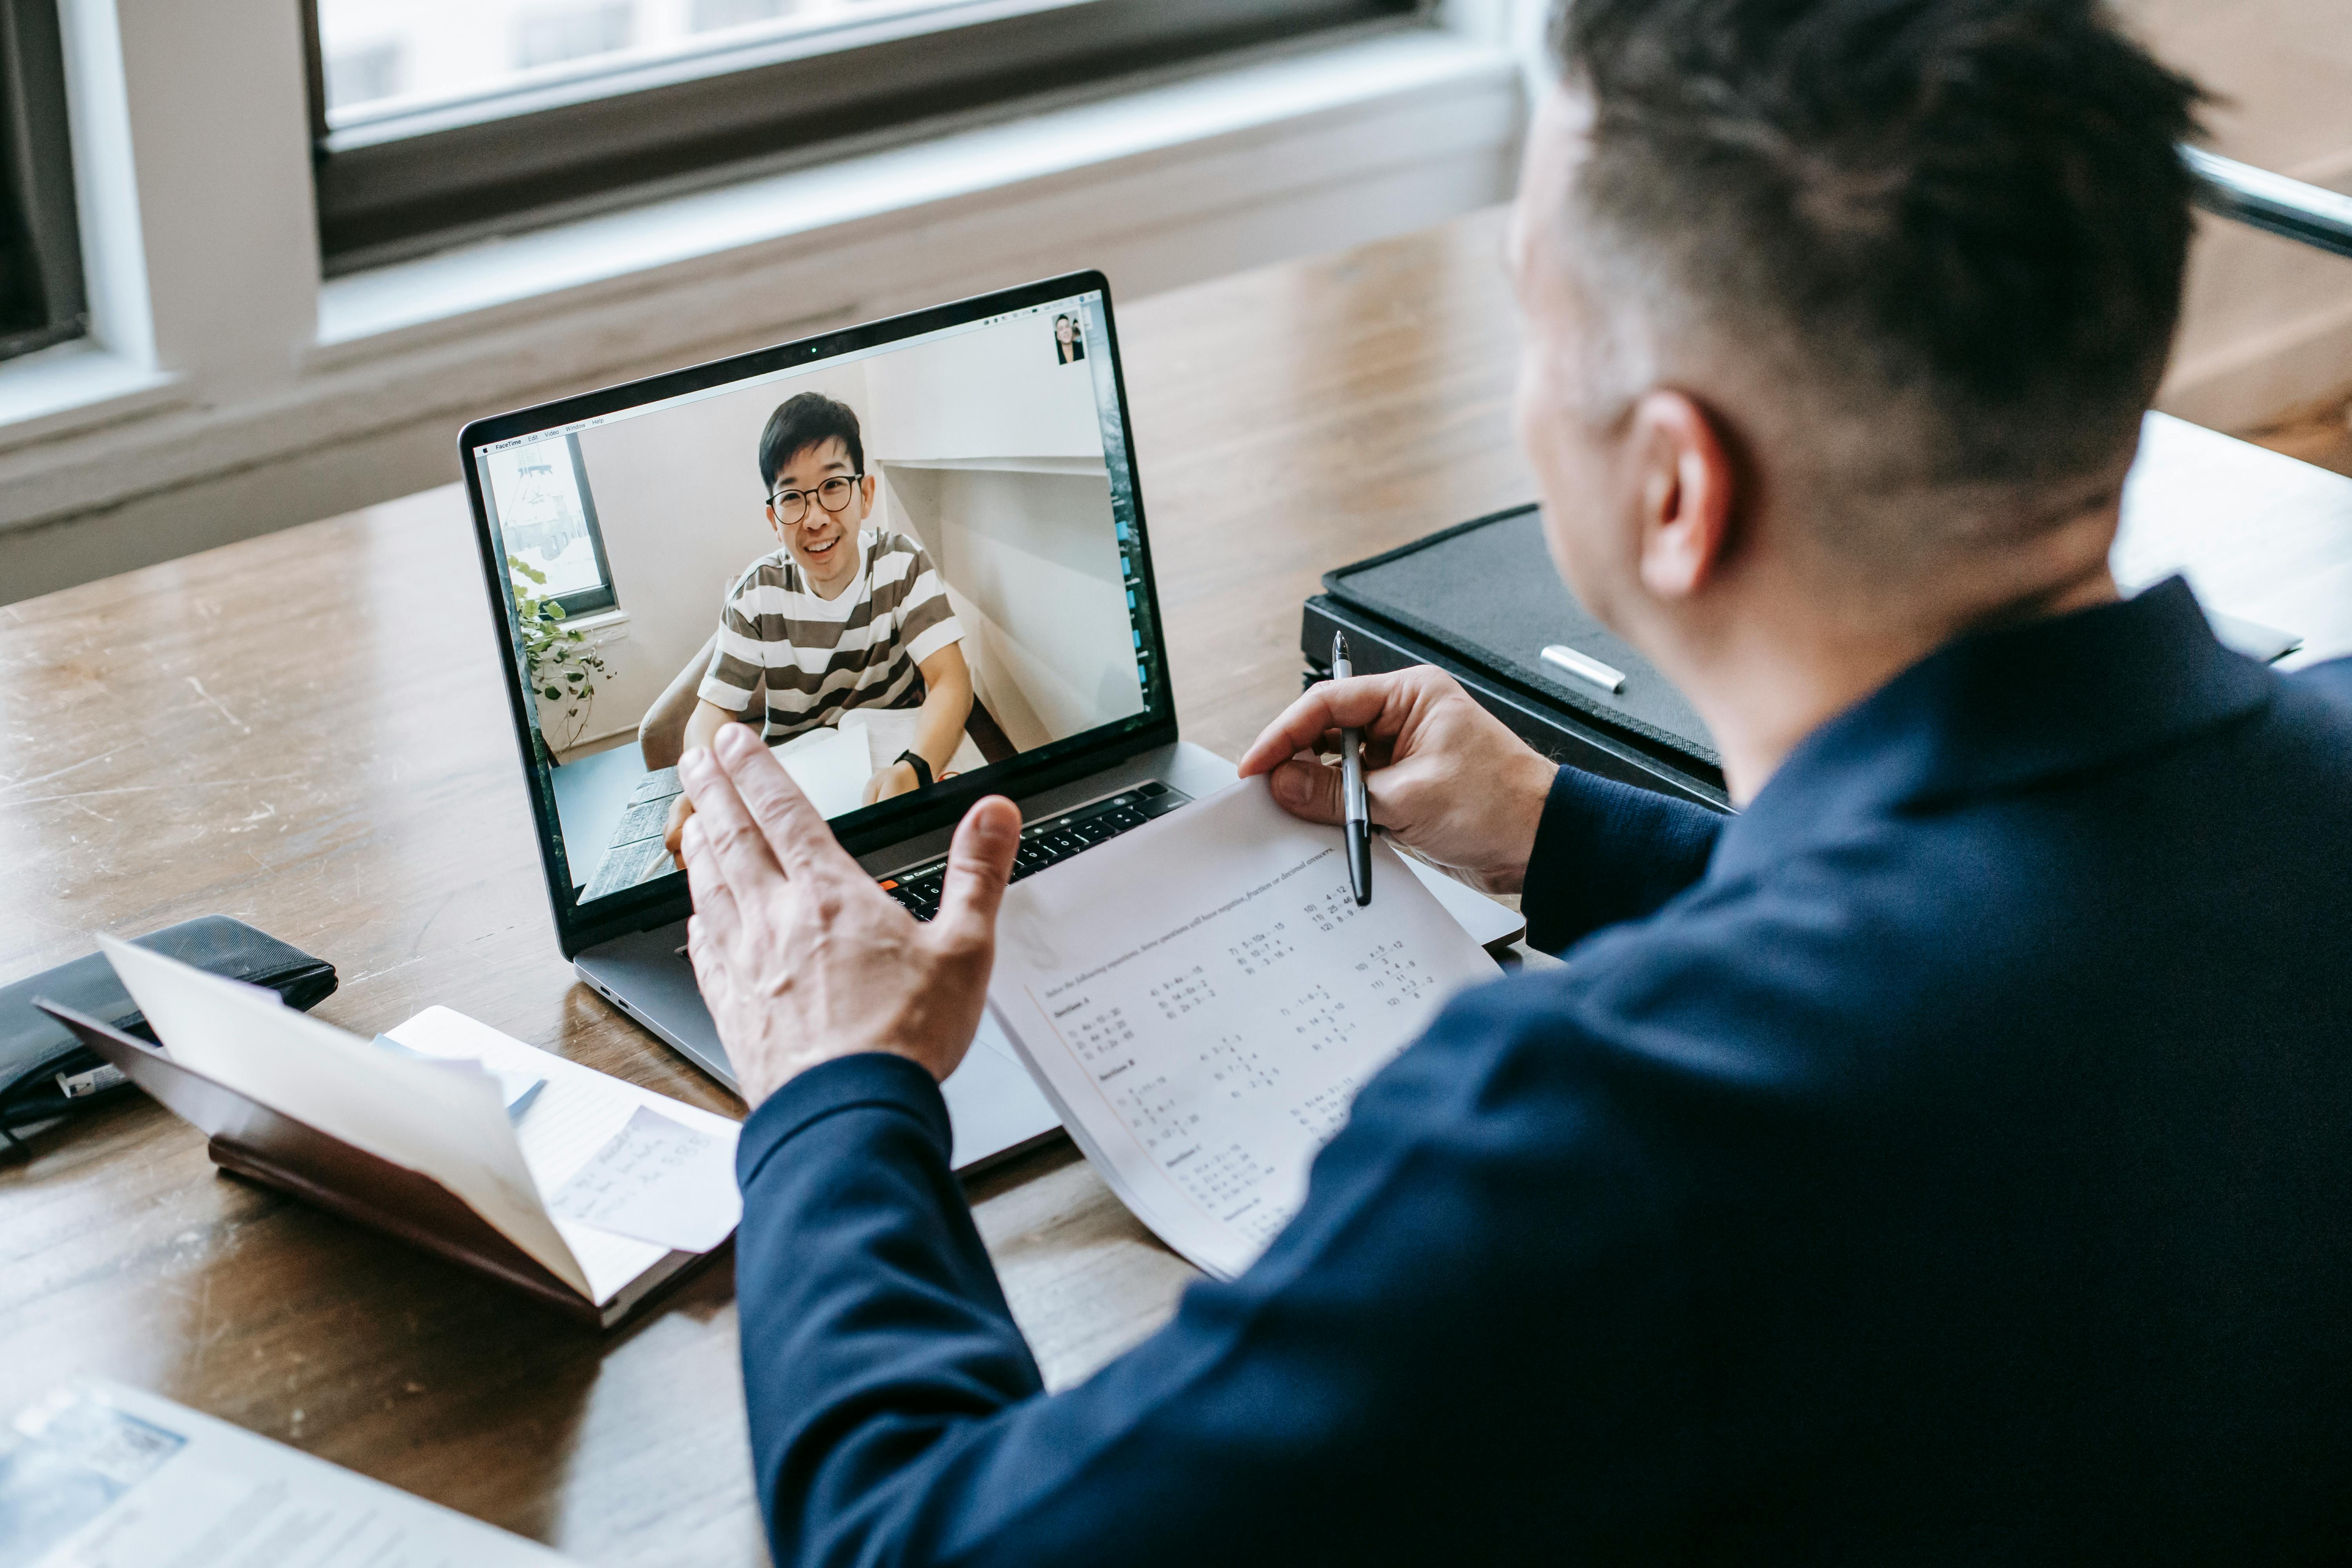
left=1238, top=665, right=1557, bottom=895
left=677, top=723, right=1021, bottom=1108
left=664, top=792, right=696, bottom=869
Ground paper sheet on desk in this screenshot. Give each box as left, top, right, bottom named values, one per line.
left=987, top=781, right=1501, bottom=1281
left=0, top=1379, right=572, bottom=1566
left=771, top=722, right=871, bottom=819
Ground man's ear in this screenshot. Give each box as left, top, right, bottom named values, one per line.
left=1628, top=389, right=1736, bottom=601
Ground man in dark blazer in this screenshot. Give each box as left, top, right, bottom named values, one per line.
left=671, top=0, right=2352, bottom=1560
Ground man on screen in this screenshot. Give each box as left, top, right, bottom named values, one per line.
left=664, top=392, right=972, bottom=862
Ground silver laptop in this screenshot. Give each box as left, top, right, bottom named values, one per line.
left=461, top=274, right=1520, bottom=1173
left=459, top=274, right=1245, bottom=1171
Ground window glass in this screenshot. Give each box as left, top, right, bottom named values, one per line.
left=483, top=434, right=617, bottom=613
left=0, top=0, right=84, bottom=363
left=308, top=0, right=1415, bottom=269
left=317, top=0, right=987, bottom=122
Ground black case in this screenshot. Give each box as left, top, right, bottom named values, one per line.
left=1, top=916, right=338, bottom=1136
left=1305, top=504, right=1730, bottom=810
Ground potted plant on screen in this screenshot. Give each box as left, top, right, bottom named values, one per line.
left=509, top=554, right=612, bottom=764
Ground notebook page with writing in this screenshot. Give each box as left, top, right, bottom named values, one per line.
left=988, top=781, right=1501, bottom=1280
left=385, top=1007, right=742, bottom=1303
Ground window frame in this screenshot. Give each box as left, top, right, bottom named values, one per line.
left=551, top=432, right=619, bottom=618
left=492, top=432, right=621, bottom=620
left=0, top=0, right=86, bottom=363
left=304, top=0, right=1420, bottom=273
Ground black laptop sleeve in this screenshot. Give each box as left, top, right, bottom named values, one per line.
left=1318, top=504, right=1720, bottom=774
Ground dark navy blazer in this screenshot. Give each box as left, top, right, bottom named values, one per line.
left=733, top=579, right=2352, bottom=1564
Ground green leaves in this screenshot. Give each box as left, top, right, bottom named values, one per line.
left=509, top=553, right=615, bottom=761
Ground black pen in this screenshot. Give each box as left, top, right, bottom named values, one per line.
left=1332, top=631, right=1372, bottom=906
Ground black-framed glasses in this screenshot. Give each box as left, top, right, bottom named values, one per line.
left=768, top=473, right=862, bottom=526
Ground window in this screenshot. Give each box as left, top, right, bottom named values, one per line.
left=323, top=40, right=403, bottom=109
left=485, top=433, right=618, bottom=617
left=513, top=3, right=635, bottom=72
left=0, top=0, right=84, bottom=363
left=305, top=0, right=1417, bottom=272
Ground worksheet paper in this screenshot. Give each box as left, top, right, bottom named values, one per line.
left=0, top=1380, right=570, bottom=1567
left=988, top=781, right=1502, bottom=1280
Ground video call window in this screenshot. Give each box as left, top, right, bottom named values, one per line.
left=475, top=294, right=1152, bottom=905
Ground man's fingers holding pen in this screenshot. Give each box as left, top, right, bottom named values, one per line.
left=1237, top=675, right=1403, bottom=779
left=1269, top=754, right=1347, bottom=825
left=1242, top=664, right=1556, bottom=895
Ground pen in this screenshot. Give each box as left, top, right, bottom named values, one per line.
left=1332, top=630, right=1372, bottom=906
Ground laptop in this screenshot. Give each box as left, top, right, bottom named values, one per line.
left=459, top=272, right=1518, bottom=1173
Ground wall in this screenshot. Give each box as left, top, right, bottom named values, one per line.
left=864, top=309, right=1140, bottom=751
left=883, top=464, right=1140, bottom=752
left=860, top=313, right=1105, bottom=462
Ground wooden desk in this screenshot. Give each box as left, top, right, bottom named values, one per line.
left=5, top=206, right=2348, bottom=1565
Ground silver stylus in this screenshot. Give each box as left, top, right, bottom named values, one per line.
left=1332, top=631, right=1371, bottom=906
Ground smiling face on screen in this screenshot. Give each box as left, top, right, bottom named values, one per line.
left=766, top=436, right=874, bottom=599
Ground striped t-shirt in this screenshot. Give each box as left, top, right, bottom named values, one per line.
left=699, top=529, right=963, bottom=742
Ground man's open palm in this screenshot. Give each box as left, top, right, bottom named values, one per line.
left=676, top=722, right=1020, bottom=1108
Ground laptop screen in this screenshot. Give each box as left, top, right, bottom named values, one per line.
left=464, top=279, right=1167, bottom=917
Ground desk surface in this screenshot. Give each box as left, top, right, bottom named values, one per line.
left=5, top=206, right=2349, bottom=1566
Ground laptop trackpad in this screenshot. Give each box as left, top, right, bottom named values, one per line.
left=942, top=1012, right=1062, bottom=1170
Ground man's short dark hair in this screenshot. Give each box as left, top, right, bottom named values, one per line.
left=1550, top=0, right=2204, bottom=496
left=759, top=392, right=864, bottom=493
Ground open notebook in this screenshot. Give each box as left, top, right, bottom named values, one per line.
left=44, top=939, right=741, bottom=1329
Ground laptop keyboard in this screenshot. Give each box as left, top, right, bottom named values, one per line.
left=878, top=780, right=1191, bottom=921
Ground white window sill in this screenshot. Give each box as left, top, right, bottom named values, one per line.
left=0, top=341, right=181, bottom=456
left=564, top=608, right=632, bottom=642
left=313, top=28, right=1518, bottom=363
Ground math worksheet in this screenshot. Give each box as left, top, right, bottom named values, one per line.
left=989, top=781, right=1501, bottom=1279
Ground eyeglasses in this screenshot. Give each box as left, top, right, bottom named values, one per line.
left=768, top=473, right=862, bottom=527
